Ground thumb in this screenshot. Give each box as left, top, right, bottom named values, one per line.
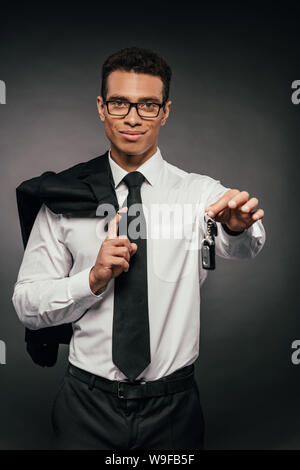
left=130, top=242, right=138, bottom=254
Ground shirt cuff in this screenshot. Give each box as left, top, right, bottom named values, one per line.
left=68, top=266, right=107, bottom=306
left=221, top=223, right=245, bottom=236
left=219, top=222, right=251, bottom=240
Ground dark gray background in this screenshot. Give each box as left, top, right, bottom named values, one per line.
left=0, top=1, right=299, bottom=449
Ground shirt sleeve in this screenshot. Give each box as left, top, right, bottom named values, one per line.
left=12, top=203, right=107, bottom=330
left=203, top=178, right=266, bottom=260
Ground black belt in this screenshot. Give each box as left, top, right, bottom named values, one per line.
left=67, top=362, right=196, bottom=399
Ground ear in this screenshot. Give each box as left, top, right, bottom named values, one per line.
left=97, top=96, right=106, bottom=122
left=161, top=100, right=172, bottom=126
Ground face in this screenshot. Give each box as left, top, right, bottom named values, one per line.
left=96, top=70, right=172, bottom=159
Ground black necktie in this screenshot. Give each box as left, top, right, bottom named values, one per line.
left=112, top=171, right=151, bottom=381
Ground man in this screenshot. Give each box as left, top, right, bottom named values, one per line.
left=12, top=46, right=266, bottom=450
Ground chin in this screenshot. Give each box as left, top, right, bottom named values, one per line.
left=117, top=141, right=146, bottom=154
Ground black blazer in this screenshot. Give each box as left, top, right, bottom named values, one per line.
left=15, top=150, right=119, bottom=367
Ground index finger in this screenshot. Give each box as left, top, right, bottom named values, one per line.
left=107, top=207, right=128, bottom=238
left=205, top=189, right=239, bottom=217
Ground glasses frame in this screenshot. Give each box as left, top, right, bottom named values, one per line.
left=103, top=99, right=166, bottom=118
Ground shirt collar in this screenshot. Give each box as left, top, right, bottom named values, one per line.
left=108, top=146, right=163, bottom=189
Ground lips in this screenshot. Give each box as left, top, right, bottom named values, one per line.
left=119, top=131, right=145, bottom=142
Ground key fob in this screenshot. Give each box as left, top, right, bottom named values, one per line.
left=201, top=213, right=218, bottom=270
left=201, top=238, right=216, bottom=270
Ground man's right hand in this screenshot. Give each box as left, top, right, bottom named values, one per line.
left=89, top=207, right=138, bottom=295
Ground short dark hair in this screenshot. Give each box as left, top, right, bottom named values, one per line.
left=101, top=47, right=172, bottom=104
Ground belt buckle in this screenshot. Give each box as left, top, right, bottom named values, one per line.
left=117, top=379, right=130, bottom=399
left=117, top=378, right=146, bottom=399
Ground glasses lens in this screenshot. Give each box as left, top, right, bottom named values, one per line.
left=138, top=103, right=160, bottom=117
left=108, top=101, right=130, bottom=116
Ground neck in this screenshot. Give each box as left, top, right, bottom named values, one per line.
left=109, top=143, right=158, bottom=172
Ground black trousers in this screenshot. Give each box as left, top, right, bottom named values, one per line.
left=51, top=363, right=205, bottom=450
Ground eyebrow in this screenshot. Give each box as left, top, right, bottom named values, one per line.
left=106, top=94, right=162, bottom=102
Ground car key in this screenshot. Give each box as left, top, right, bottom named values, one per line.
left=201, top=213, right=218, bottom=270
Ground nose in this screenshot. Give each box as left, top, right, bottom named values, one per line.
left=124, top=104, right=142, bottom=124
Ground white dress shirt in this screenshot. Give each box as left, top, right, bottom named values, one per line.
left=12, top=146, right=266, bottom=380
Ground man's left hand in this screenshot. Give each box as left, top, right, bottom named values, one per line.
left=205, top=189, right=265, bottom=233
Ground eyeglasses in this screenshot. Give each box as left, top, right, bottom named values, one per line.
left=104, top=100, right=166, bottom=118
